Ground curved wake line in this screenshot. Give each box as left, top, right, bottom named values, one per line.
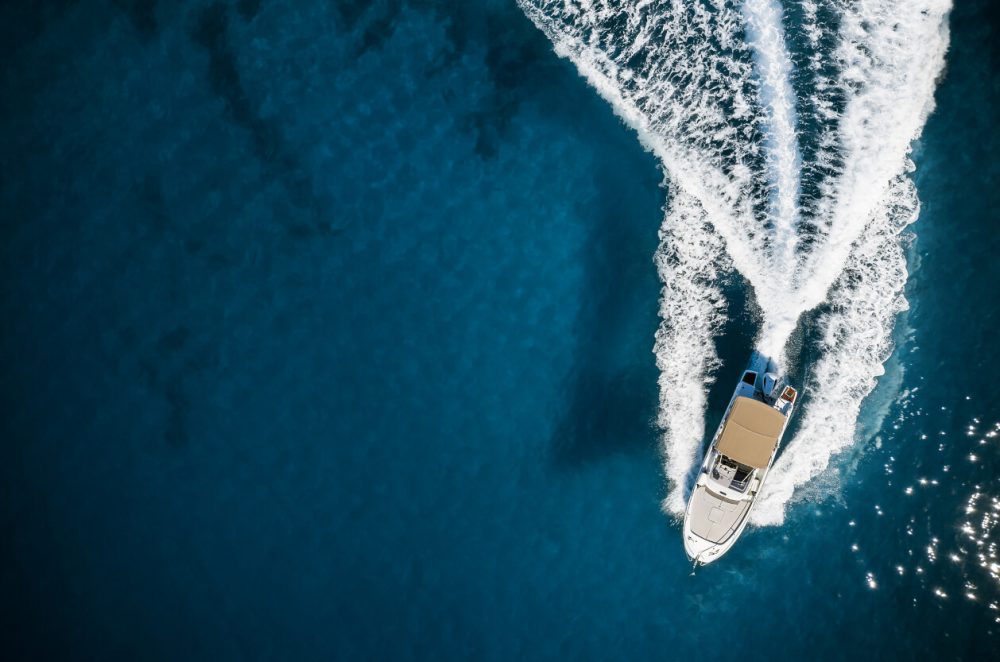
left=742, top=0, right=801, bottom=281
left=752, top=0, right=951, bottom=524
left=518, top=0, right=951, bottom=525
left=654, top=188, right=728, bottom=516
left=764, top=0, right=952, bottom=352
left=518, top=1, right=775, bottom=291
left=753, top=177, right=920, bottom=525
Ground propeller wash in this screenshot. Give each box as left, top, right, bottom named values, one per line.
left=517, top=0, right=951, bottom=524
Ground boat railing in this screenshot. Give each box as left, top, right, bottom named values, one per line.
left=713, top=456, right=754, bottom=493
left=729, top=473, right=752, bottom=492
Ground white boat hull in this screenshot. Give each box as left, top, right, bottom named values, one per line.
left=681, top=353, right=797, bottom=565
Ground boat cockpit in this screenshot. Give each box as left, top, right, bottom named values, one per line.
left=710, top=453, right=754, bottom=493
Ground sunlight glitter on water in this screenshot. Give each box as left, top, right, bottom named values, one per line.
left=853, top=396, right=1000, bottom=629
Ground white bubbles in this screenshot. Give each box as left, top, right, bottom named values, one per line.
left=741, top=0, right=802, bottom=281
left=736, top=0, right=950, bottom=525
left=518, top=0, right=951, bottom=524
left=652, top=191, right=728, bottom=515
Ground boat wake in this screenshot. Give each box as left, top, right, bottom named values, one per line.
left=518, top=0, right=951, bottom=524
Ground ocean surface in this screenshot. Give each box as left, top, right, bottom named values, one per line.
left=1, top=0, right=998, bottom=659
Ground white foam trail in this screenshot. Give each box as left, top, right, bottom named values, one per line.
left=742, top=0, right=801, bottom=281
left=753, top=176, right=918, bottom=524
left=757, top=0, right=952, bottom=358
left=653, top=188, right=728, bottom=515
left=518, top=0, right=804, bottom=510
left=519, top=0, right=952, bottom=525
left=752, top=0, right=951, bottom=523
left=517, top=0, right=779, bottom=289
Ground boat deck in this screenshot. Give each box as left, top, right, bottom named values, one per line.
left=686, top=484, right=752, bottom=544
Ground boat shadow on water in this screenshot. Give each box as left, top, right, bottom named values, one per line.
left=547, top=151, right=662, bottom=469
left=550, top=364, right=659, bottom=467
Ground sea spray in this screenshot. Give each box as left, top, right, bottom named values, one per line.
left=654, top=188, right=728, bottom=515
left=753, top=176, right=919, bottom=524
left=518, top=0, right=951, bottom=524
left=742, top=0, right=802, bottom=286
left=752, top=0, right=951, bottom=523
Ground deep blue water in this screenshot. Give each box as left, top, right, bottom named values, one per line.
left=1, top=1, right=998, bottom=659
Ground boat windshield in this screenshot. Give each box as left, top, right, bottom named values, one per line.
left=712, top=455, right=754, bottom=493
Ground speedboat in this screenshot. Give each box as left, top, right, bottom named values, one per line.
left=682, top=352, right=798, bottom=565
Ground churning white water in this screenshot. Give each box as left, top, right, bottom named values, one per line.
left=517, top=0, right=951, bottom=524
